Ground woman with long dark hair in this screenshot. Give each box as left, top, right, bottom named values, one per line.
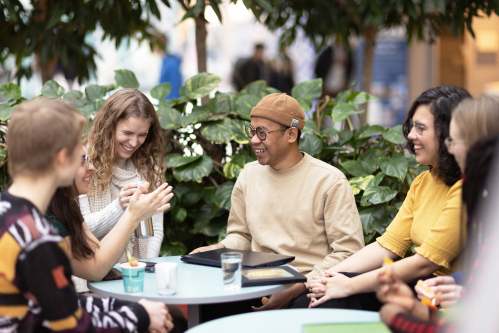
left=306, top=86, right=471, bottom=311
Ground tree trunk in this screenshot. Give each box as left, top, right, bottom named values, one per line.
left=195, top=14, right=207, bottom=74
left=360, top=24, right=378, bottom=124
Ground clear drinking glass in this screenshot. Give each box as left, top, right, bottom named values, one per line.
left=221, top=252, right=242, bottom=290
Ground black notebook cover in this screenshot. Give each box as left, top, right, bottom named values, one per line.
left=241, top=266, right=306, bottom=287
left=181, top=248, right=294, bottom=268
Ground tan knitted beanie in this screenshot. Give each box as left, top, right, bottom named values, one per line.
left=250, top=93, right=305, bottom=130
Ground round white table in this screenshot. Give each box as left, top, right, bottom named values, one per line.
left=88, top=256, right=292, bottom=328
left=185, top=309, right=384, bottom=333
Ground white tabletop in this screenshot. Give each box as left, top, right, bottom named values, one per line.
left=88, top=256, right=291, bottom=304
left=186, top=309, right=382, bottom=333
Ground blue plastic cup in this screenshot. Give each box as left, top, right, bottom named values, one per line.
left=120, top=262, right=146, bottom=294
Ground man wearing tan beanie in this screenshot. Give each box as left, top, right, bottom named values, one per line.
left=192, top=93, right=364, bottom=319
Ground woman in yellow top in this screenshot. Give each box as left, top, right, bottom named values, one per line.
left=306, top=86, right=471, bottom=310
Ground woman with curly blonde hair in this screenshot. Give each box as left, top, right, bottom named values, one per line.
left=81, top=88, right=167, bottom=265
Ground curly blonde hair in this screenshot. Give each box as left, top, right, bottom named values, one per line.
left=86, top=88, right=166, bottom=193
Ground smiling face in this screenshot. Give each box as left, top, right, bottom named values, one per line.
left=407, top=105, right=440, bottom=167
left=114, top=116, right=150, bottom=162
left=250, top=116, right=296, bottom=170
left=447, top=118, right=467, bottom=173
left=75, top=147, right=95, bottom=195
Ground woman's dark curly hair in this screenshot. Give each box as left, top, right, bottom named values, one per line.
left=402, top=86, right=471, bottom=186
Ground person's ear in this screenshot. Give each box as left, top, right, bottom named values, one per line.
left=54, top=148, right=69, bottom=169
left=287, top=127, right=298, bottom=144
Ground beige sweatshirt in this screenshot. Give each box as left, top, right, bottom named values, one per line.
left=220, top=153, right=365, bottom=279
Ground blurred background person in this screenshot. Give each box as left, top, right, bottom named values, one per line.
left=270, top=45, right=294, bottom=94
left=315, top=43, right=354, bottom=97
left=155, top=32, right=183, bottom=99
left=232, top=43, right=271, bottom=90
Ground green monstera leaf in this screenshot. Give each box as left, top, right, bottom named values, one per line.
left=299, top=134, right=323, bottom=156
left=0, top=83, right=22, bottom=100
left=360, top=186, right=398, bottom=206
left=200, top=117, right=232, bottom=143
left=183, top=73, right=221, bottom=100
left=172, top=155, right=213, bottom=183
left=41, top=80, right=65, bottom=98
left=214, top=182, right=235, bottom=210
left=151, top=83, right=172, bottom=101
left=378, top=153, right=408, bottom=181
left=157, top=107, right=182, bottom=129
left=173, top=182, right=205, bottom=206
left=115, top=69, right=139, bottom=89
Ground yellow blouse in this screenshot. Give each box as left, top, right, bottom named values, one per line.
left=377, top=170, right=464, bottom=275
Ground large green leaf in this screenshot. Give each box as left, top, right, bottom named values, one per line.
left=231, top=119, right=250, bottom=144
left=223, top=150, right=254, bottom=179
left=85, top=84, right=106, bottom=101
left=183, top=73, right=221, bottom=99
left=299, top=134, right=323, bottom=156
left=346, top=91, right=378, bottom=105
left=63, top=90, right=83, bottom=102
left=200, top=117, right=232, bottom=143
left=164, top=154, right=201, bottom=168
left=174, top=182, right=205, bottom=206
left=173, top=155, right=213, bottom=183
left=171, top=206, right=187, bottom=223
left=214, top=182, right=235, bottom=210
left=0, top=104, right=14, bottom=121
left=359, top=205, right=387, bottom=234
left=383, top=125, right=405, bottom=144
left=337, top=130, right=354, bottom=145
left=360, top=186, right=398, bottom=206
left=244, top=81, right=267, bottom=98
left=359, top=149, right=384, bottom=166
left=162, top=242, right=188, bottom=256
left=0, top=83, right=21, bottom=100
left=113, top=70, right=139, bottom=89
left=291, top=78, right=322, bottom=100
left=235, top=94, right=260, bottom=120
left=303, top=119, right=318, bottom=134
left=41, top=80, right=65, bottom=98
left=208, top=92, right=236, bottom=113
left=115, top=69, right=140, bottom=89
left=340, top=160, right=375, bottom=177
left=0, top=147, right=6, bottom=165
left=151, top=83, right=172, bottom=101
left=358, top=125, right=384, bottom=139
left=378, top=153, right=408, bottom=181
left=157, top=107, right=182, bottom=129
left=348, top=177, right=363, bottom=195
left=332, top=103, right=363, bottom=123
left=180, top=106, right=211, bottom=127
left=72, top=97, right=95, bottom=116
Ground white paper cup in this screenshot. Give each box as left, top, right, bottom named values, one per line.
left=155, top=262, right=178, bottom=295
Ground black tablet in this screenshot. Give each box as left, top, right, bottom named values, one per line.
left=102, top=268, right=122, bottom=281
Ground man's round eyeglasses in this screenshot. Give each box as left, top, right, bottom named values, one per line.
left=408, top=120, right=433, bottom=136
left=244, top=125, right=289, bottom=141
left=444, top=137, right=466, bottom=150
left=82, top=155, right=89, bottom=168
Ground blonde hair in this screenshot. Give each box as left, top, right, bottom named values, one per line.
left=452, top=96, right=499, bottom=148
left=7, top=97, right=87, bottom=178
left=85, top=89, right=166, bottom=193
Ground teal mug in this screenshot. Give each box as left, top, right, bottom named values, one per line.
left=120, top=262, right=146, bottom=293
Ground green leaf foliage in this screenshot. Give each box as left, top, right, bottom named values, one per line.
left=183, top=73, right=221, bottom=100
left=63, top=90, right=83, bottom=102
left=378, top=153, right=408, bottom=181
left=157, top=107, right=182, bottom=129
left=151, top=83, right=172, bottom=101
left=0, top=104, right=14, bottom=121
left=383, top=125, right=405, bottom=144
left=346, top=91, right=378, bottom=105
left=172, top=155, right=213, bottom=183
left=41, top=80, right=65, bottom=98
left=361, top=186, right=398, bottom=206
left=332, top=103, right=363, bottom=123
left=164, top=154, right=201, bottom=168
left=231, top=119, right=250, bottom=144
left=299, top=134, right=323, bottom=156
left=214, top=182, right=235, bottom=210
left=85, top=84, right=106, bottom=101
left=200, top=117, right=233, bottom=143
left=114, top=70, right=140, bottom=89
left=291, top=78, right=322, bottom=110
left=236, top=94, right=260, bottom=120
left=340, top=160, right=376, bottom=177
left=0, top=83, right=22, bottom=100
